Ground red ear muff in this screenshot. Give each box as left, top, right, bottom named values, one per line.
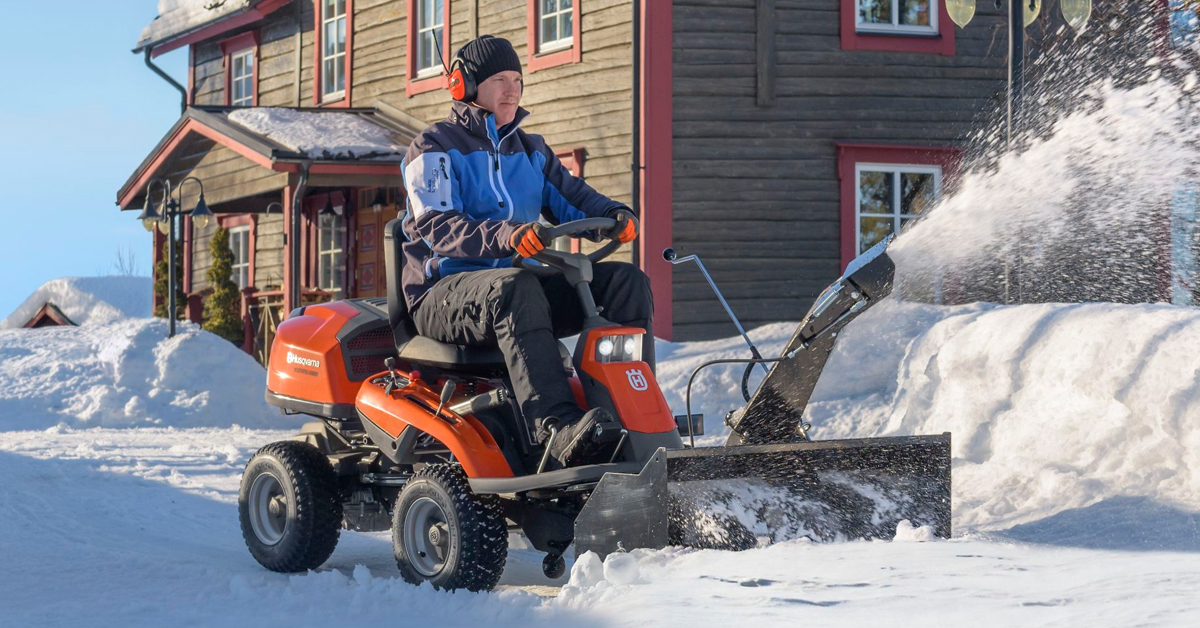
left=446, top=57, right=477, bottom=102
left=447, top=68, right=467, bottom=101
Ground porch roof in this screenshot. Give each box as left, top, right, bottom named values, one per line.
left=116, top=105, right=424, bottom=210
left=135, top=0, right=291, bottom=56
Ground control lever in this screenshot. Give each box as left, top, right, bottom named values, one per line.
left=433, top=379, right=456, bottom=423
left=384, top=357, right=399, bottom=396
left=664, top=248, right=769, bottom=377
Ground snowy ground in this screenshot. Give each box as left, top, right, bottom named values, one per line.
left=3, top=280, right=1200, bottom=626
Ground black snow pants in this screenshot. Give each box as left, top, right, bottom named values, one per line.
left=410, top=262, right=655, bottom=433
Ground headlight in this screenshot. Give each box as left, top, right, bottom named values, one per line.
left=595, top=334, right=642, bottom=363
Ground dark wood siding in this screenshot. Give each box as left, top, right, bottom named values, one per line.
left=670, top=0, right=1007, bottom=339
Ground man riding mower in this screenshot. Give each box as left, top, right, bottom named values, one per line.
left=238, top=36, right=953, bottom=592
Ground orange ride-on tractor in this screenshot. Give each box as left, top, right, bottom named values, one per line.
left=238, top=218, right=951, bottom=592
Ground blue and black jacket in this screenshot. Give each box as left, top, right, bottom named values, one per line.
left=400, top=100, right=624, bottom=310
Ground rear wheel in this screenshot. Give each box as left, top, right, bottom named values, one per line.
left=393, top=464, right=507, bottom=591
left=238, top=441, right=342, bottom=572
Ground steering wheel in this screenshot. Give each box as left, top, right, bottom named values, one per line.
left=511, top=216, right=632, bottom=276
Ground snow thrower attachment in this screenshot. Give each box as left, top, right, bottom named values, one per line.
left=573, top=238, right=951, bottom=556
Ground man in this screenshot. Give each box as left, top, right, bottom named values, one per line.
left=399, top=35, right=654, bottom=469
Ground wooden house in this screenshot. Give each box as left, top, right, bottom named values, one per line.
left=118, top=0, right=1025, bottom=353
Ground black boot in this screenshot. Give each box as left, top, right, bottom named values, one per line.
left=539, top=408, right=622, bottom=470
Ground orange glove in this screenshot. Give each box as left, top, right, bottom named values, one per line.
left=607, top=208, right=638, bottom=244
left=510, top=222, right=550, bottom=258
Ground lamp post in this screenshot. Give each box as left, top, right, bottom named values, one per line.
left=136, top=176, right=214, bottom=338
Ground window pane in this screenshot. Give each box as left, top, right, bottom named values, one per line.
left=899, top=0, right=931, bottom=26
left=542, top=16, right=558, bottom=44
left=323, top=59, right=335, bottom=94
left=324, top=0, right=336, bottom=18
left=434, top=0, right=444, bottom=26
left=543, top=0, right=556, bottom=15
left=901, top=171, right=937, bottom=215
left=336, top=17, right=346, bottom=54
left=860, top=217, right=895, bottom=253
left=560, top=12, right=572, bottom=39
left=335, top=58, right=345, bottom=93
left=320, top=257, right=331, bottom=290
left=336, top=0, right=345, bottom=17
left=419, top=32, right=432, bottom=70
left=858, top=0, right=891, bottom=24
left=325, top=22, right=337, bottom=57
left=562, top=0, right=572, bottom=9
left=859, top=170, right=894, bottom=215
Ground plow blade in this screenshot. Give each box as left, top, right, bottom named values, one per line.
left=574, top=434, right=951, bottom=558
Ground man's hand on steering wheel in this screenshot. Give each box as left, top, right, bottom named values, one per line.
left=605, top=207, right=638, bottom=244
left=510, top=222, right=550, bottom=258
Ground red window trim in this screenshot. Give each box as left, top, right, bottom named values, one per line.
left=836, top=143, right=961, bottom=270
left=840, top=0, right=955, bottom=56
left=406, top=0, right=452, bottom=97
left=313, top=0, right=354, bottom=108
left=526, top=0, right=582, bottom=72
left=217, top=214, right=258, bottom=291
left=220, top=31, right=260, bottom=107
left=555, top=147, right=586, bottom=253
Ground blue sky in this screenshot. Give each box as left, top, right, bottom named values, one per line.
left=0, top=2, right=187, bottom=317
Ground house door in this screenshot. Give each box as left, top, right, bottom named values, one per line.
left=354, top=188, right=401, bottom=298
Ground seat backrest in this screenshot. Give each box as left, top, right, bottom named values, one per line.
left=384, top=218, right=416, bottom=349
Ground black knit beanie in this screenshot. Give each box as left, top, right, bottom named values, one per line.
left=457, top=35, right=522, bottom=85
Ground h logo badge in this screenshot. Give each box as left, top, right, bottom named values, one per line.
left=626, top=368, right=648, bottom=391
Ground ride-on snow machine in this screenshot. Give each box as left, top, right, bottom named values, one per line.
left=238, top=217, right=950, bottom=591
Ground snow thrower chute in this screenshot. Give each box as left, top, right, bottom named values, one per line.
left=573, top=238, right=951, bottom=556
left=242, top=221, right=949, bottom=592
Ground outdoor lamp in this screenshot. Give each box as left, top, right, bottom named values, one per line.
left=156, top=212, right=171, bottom=235
left=946, top=0, right=976, bottom=28
left=1023, top=0, right=1040, bottom=27
left=1060, top=0, right=1091, bottom=32
left=138, top=196, right=160, bottom=232
left=321, top=195, right=335, bottom=215
left=371, top=188, right=386, bottom=214
left=190, top=194, right=213, bottom=229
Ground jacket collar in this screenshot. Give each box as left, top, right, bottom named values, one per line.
left=450, top=101, right=530, bottom=146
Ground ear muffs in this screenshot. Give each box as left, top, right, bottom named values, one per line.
left=446, top=56, right=477, bottom=103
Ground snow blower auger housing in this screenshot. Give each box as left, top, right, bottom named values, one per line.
left=239, top=219, right=950, bottom=592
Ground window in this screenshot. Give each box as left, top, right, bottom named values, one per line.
left=318, top=213, right=347, bottom=297
left=319, top=0, right=348, bottom=103
left=839, top=0, right=955, bottom=56
left=855, top=164, right=940, bottom=254
left=416, top=0, right=445, bottom=76
left=526, top=0, right=581, bottom=72
left=230, top=50, right=254, bottom=106
left=837, top=143, right=959, bottom=269
left=857, top=0, right=936, bottom=35
left=539, top=0, right=573, bottom=51
left=229, top=225, right=251, bottom=288
left=220, top=31, right=258, bottom=107
left=406, top=0, right=449, bottom=96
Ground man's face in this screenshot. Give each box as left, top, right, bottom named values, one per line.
left=474, top=70, right=523, bottom=126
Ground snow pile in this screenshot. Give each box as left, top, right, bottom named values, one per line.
left=139, top=0, right=254, bottom=49
left=0, top=317, right=295, bottom=430
left=228, top=108, right=408, bottom=160
left=1, top=276, right=151, bottom=329
left=795, top=299, right=1200, bottom=536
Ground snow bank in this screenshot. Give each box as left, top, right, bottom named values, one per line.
left=228, top=108, right=407, bottom=160
left=799, top=299, right=1200, bottom=534
left=1, top=276, right=151, bottom=329
left=139, top=1, right=254, bottom=49
left=0, top=317, right=297, bottom=430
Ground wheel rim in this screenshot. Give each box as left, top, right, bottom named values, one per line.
left=248, top=471, right=288, bottom=546
left=403, top=497, right=450, bottom=577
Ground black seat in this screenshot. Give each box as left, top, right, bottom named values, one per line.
left=384, top=218, right=507, bottom=370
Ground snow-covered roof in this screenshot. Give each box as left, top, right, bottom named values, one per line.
left=135, top=0, right=270, bottom=52
left=1, top=277, right=152, bottom=329
left=227, top=108, right=409, bottom=160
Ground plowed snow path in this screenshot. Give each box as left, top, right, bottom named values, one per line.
left=2, top=427, right=1198, bottom=627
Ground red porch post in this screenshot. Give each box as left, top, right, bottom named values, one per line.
left=638, top=0, right=674, bottom=341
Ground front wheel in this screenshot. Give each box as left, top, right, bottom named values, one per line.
left=393, top=464, right=508, bottom=591
left=238, top=441, right=342, bottom=572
